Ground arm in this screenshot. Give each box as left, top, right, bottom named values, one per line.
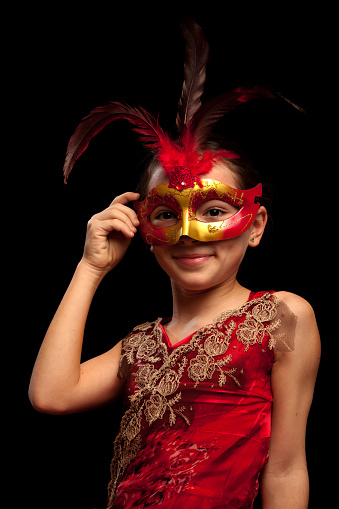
left=261, top=292, right=321, bottom=509
left=28, top=192, right=140, bottom=414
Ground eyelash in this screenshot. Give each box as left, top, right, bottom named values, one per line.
left=203, top=208, right=227, bottom=217
left=155, top=210, right=178, bottom=220
left=150, top=204, right=234, bottom=224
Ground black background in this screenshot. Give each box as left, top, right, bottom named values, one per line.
left=11, top=4, right=334, bottom=508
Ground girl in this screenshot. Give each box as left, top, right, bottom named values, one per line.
left=29, top=20, right=320, bottom=509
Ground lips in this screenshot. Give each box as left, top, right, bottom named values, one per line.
left=172, top=252, right=214, bottom=266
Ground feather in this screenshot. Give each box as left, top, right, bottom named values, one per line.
left=276, top=91, right=305, bottom=113
left=175, top=18, right=210, bottom=133
left=189, top=85, right=276, bottom=146
left=63, top=102, right=168, bottom=182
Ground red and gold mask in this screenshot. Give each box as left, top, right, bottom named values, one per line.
left=61, top=17, right=278, bottom=246
left=135, top=179, right=262, bottom=245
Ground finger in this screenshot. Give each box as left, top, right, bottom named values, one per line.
left=107, top=207, right=137, bottom=233
left=92, top=218, right=136, bottom=239
left=111, top=192, right=140, bottom=207
left=94, top=206, right=138, bottom=231
left=108, top=203, right=140, bottom=226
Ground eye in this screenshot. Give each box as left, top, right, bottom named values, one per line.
left=205, top=208, right=225, bottom=218
left=149, top=206, right=179, bottom=226
left=196, top=200, right=239, bottom=222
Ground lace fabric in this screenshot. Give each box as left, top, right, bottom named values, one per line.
left=107, top=291, right=297, bottom=509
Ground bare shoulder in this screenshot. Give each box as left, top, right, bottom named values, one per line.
left=273, top=291, right=320, bottom=361
left=274, top=290, right=315, bottom=319
left=265, top=291, right=321, bottom=482
left=274, top=291, right=319, bottom=337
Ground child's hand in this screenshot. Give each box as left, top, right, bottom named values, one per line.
left=81, top=192, right=140, bottom=276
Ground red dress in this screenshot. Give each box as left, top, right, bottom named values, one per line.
left=107, top=291, right=296, bottom=509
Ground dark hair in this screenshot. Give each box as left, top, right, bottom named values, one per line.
left=201, top=136, right=273, bottom=220
left=201, top=136, right=261, bottom=190
left=137, top=134, right=273, bottom=213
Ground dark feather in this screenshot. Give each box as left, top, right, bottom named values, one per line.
left=190, top=85, right=276, bottom=146
left=276, top=91, right=305, bottom=113
left=176, top=18, right=210, bottom=133
left=63, top=102, right=167, bottom=182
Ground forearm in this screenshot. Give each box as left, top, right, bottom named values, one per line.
left=261, top=468, right=309, bottom=509
left=29, top=260, right=104, bottom=412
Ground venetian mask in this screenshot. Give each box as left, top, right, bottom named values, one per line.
left=135, top=179, right=262, bottom=245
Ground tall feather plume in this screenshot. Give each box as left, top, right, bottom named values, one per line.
left=175, top=18, right=210, bottom=134
left=189, top=85, right=276, bottom=146
left=62, top=18, right=303, bottom=189
left=63, top=102, right=169, bottom=182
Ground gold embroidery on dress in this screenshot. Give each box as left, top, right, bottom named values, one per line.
left=187, top=321, right=240, bottom=388
left=236, top=294, right=281, bottom=351
left=107, top=293, right=295, bottom=508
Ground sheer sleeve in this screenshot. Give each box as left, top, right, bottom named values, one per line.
left=268, top=296, right=298, bottom=353
left=117, top=345, right=129, bottom=382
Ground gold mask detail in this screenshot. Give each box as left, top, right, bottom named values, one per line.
left=135, top=179, right=262, bottom=245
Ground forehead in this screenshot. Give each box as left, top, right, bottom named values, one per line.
left=147, top=161, right=240, bottom=192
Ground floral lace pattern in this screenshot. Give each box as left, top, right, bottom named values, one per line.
left=187, top=321, right=240, bottom=388
left=236, top=297, right=281, bottom=351
left=107, top=292, right=293, bottom=507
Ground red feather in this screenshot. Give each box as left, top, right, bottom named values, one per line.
left=189, top=85, right=276, bottom=146
left=156, top=127, right=238, bottom=185
left=63, top=102, right=168, bottom=182
left=62, top=18, right=291, bottom=189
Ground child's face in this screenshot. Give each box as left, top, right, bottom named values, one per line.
left=135, top=163, right=262, bottom=246
left=145, top=162, right=266, bottom=292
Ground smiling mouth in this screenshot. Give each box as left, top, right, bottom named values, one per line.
left=173, top=253, right=214, bottom=266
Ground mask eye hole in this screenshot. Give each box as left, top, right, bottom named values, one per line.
left=149, top=206, right=179, bottom=227
left=196, top=200, right=240, bottom=223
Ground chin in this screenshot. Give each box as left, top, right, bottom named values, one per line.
left=171, top=272, right=228, bottom=293
left=154, top=245, right=244, bottom=292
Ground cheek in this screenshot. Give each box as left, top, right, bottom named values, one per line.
left=214, top=235, right=250, bottom=265
left=152, top=247, right=173, bottom=274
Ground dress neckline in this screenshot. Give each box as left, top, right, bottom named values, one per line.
left=160, top=290, right=263, bottom=348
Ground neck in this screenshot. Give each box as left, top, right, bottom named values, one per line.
left=170, top=277, right=249, bottom=329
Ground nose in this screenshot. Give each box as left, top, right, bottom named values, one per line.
left=181, top=205, right=190, bottom=237
left=177, top=235, right=198, bottom=245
